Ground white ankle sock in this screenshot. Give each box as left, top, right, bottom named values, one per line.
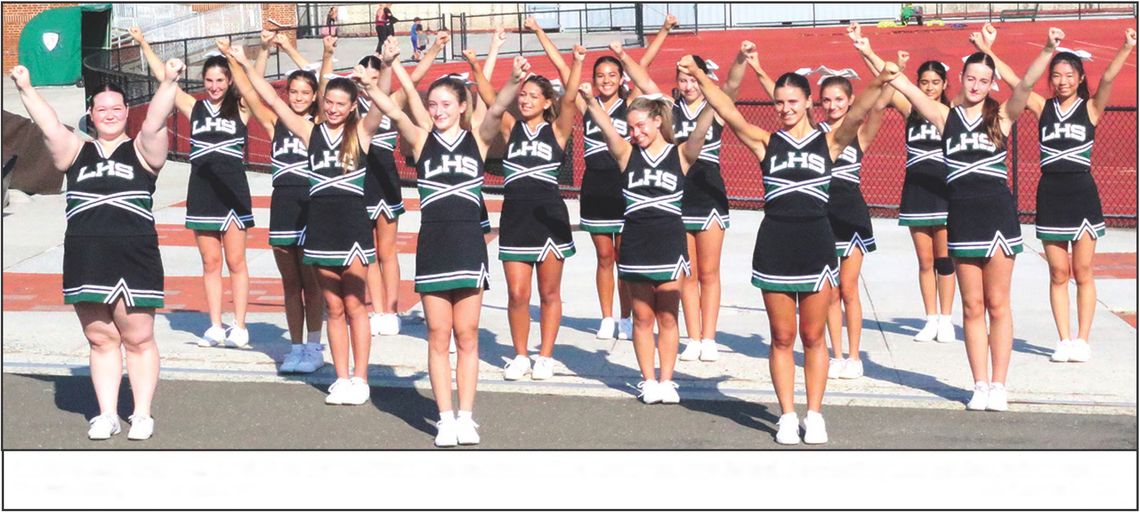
left=457, top=410, right=473, bottom=421
left=306, top=331, right=321, bottom=344
left=440, top=411, right=456, bottom=423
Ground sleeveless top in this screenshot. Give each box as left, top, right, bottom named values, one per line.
left=416, top=129, right=485, bottom=223
left=306, top=123, right=367, bottom=198
left=905, top=115, right=946, bottom=179
left=503, top=121, right=563, bottom=199
left=1039, top=97, right=1094, bottom=174
left=942, top=106, right=1009, bottom=199
left=672, top=99, right=723, bottom=167
left=65, top=139, right=157, bottom=237
left=623, top=144, right=684, bottom=220
left=819, top=121, right=863, bottom=186
left=760, top=128, right=833, bottom=218
left=189, top=99, right=246, bottom=168
left=583, top=96, right=629, bottom=171
left=271, top=117, right=313, bottom=188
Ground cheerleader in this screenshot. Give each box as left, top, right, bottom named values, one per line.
left=132, top=28, right=254, bottom=348
left=972, top=24, right=1137, bottom=363
left=232, top=44, right=390, bottom=406
left=849, top=22, right=958, bottom=344
left=12, top=59, right=182, bottom=440
left=576, top=72, right=712, bottom=404
left=525, top=15, right=677, bottom=340
left=884, top=28, right=1064, bottom=411
left=616, top=38, right=749, bottom=364
left=217, top=35, right=325, bottom=374
left=684, top=46, right=891, bottom=443
left=366, top=44, right=502, bottom=447
left=463, top=46, right=587, bottom=380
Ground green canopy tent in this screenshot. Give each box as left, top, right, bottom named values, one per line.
left=18, top=4, right=111, bottom=86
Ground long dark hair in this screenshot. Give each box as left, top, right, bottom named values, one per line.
left=962, top=52, right=1004, bottom=150
left=1049, top=51, right=1090, bottom=100
left=202, top=55, right=240, bottom=119
left=522, top=74, right=558, bottom=124
left=85, top=81, right=127, bottom=136
left=286, top=69, right=319, bottom=118
left=593, top=55, right=627, bottom=99
left=773, top=72, right=814, bottom=127
left=324, top=77, right=362, bottom=172
left=909, top=60, right=950, bottom=124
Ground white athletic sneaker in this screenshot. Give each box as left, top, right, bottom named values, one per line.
left=966, top=381, right=989, bottom=411
left=678, top=339, right=702, bottom=361
left=986, top=382, right=1009, bottom=412
left=913, top=316, right=938, bottom=342
left=280, top=345, right=304, bottom=373
left=699, top=339, right=720, bottom=362
left=1050, top=339, right=1072, bottom=362
left=198, top=324, right=227, bottom=347
left=596, top=317, right=616, bottom=340
left=369, top=314, right=384, bottom=336
left=1068, top=339, right=1091, bottom=362
left=801, top=411, right=829, bottom=444
left=935, top=316, right=956, bottom=343
left=455, top=415, right=480, bottom=445
left=377, top=313, right=401, bottom=336
left=839, top=359, right=864, bottom=379
left=344, top=377, right=370, bottom=405
left=503, top=355, right=531, bottom=381
left=658, top=380, right=680, bottom=404
left=87, top=414, right=121, bottom=440
left=637, top=379, right=661, bottom=404
left=295, top=345, right=325, bottom=373
left=617, top=317, right=633, bottom=340
left=325, top=378, right=353, bottom=405
left=127, top=414, right=154, bottom=441
left=434, top=417, right=458, bottom=447
left=827, top=358, right=846, bottom=379
left=224, top=326, right=250, bottom=349
left=531, top=356, right=555, bottom=380
left=775, top=413, right=800, bottom=445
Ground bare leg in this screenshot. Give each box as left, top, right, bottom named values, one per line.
left=654, top=279, right=682, bottom=382
left=591, top=233, right=617, bottom=319
left=628, top=281, right=659, bottom=381
left=535, top=256, right=565, bottom=358
left=910, top=227, right=938, bottom=316
left=273, top=246, right=306, bottom=344
left=194, top=232, right=224, bottom=327
left=933, top=227, right=956, bottom=315
left=376, top=216, right=402, bottom=314
left=316, top=267, right=350, bottom=379
left=763, top=291, right=799, bottom=415
left=452, top=288, right=484, bottom=412
left=826, top=279, right=844, bottom=358
left=1043, top=241, right=1073, bottom=341
left=76, top=303, right=122, bottom=417
left=1071, top=235, right=1098, bottom=342
left=839, top=249, right=864, bottom=360
left=340, top=260, right=372, bottom=379
left=222, top=226, right=250, bottom=329
left=616, top=234, right=632, bottom=319
left=680, top=232, right=701, bottom=339
left=423, top=292, right=455, bottom=413
left=799, top=286, right=833, bottom=412
left=983, top=253, right=1016, bottom=384
left=695, top=226, right=725, bottom=341
left=503, top=260, right=535, bottom=357
left=299, top=254, right=325, bottom=335
left=956, top=259, right=989, bottom=383
left=113, top=301, right=159, bottom=418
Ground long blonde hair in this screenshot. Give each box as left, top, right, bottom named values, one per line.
left=628, top=96, right=675, bottom=144
left=325, top=77, right=362, bottom=172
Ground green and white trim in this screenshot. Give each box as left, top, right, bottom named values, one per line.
left=415, top=266, right=491, bottom=293
left=63, top=279, right=164, bottom=308
left=836, top=234, right=877, bottom=258
left=368, top=200, right=406, bottom=221
left=618, top=257, right=690, bottom=282
left=683, top=210, right=730, bottom=232
left=268, top=227, right=306, bottom=247
left=898, top=211, right=948, bottom=226
left=751, top=266, right=838, bottom=293
left=185, top=210, right=255, bottom=231
left=499, top=239, right=576, bottom=262
left=1036, top=219, right=1106, bottom=241
left=580, top=218, right=624, bottom=234
left=303, top=243, right=377, bottom=267
left=948, top=233, right=1024, bottom=258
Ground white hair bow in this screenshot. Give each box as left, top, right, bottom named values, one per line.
left=1056, top=47, right=1094, bottom=61
left=203, top=50, right=224, bottom=58
left=938, top=61, right=951, bottom=72
left=796, top=65, right=860, bottom=85
left=704, top=59, right=719, bottom=81
left=549, top=77, right=565, bottom=95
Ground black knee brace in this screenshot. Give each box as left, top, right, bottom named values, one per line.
left=934, top=257, right=954, bottom=276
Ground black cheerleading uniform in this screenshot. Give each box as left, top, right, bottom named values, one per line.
left=301, top=123, right=376, bottom=267
left=617, top=144, right=689, bottom=282
left=820, top=122, right=875, bottom=257
left=185, top=100, right=254, bottom=231
left=898, top=115, right=951, bottom=226
left=673, top=99, right=731, bottom=231
left=1035, top=97, right=1104, bottom=241
left=268, top=117, right=314, bottom=247
left=752, top=128, right=839, bottom=293
left=414, top=129, right=490, bottom=292
left=498, top=121, right=575, bottom=262
left=943, top=106, right=1022, bottom=258
left=63, top=139, right=164, bottom=308
left=357, top=97, right=405, bottom=221
left=580, top=96, right=629, bottom=234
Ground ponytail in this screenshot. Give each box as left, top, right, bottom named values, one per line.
left=981, top=95, right=1004, bottom=150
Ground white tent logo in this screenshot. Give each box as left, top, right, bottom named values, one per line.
left=42, top=32, right=60, bottom=52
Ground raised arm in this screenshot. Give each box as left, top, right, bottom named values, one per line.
left=135, top=58, right=184, bottom=173
left=368, top=71, right=429, bottom=159
left=316, top=35, right=338, bottom=102
left=388, top=42, right=432, bottom=131
left=578, top=83, right=633, bottom=169
left=848, top=24, right=912, bottom=115
left=680, top=55, right=770, bottom=158
left=971, top=23, right=1045, bottom=116
left=352, top=64, right=389, bottom=137
left=612, top=41, right=660, bottom=96
left=742, top=41, right=776, bottom=100
left=524, top=16, right=570, bottom=81
left=829, top=71, right=888, bottom=158
left=884, top=61, right=949, bottom=132
left=254, top=31, right=274, bottom=79
left=553, top=45, right=587, bottom=146
left=721, top=44, right=750, bottom=99
left=481, top=56, right=529, bottom=146
left=1090, top=28, right=1137, bottom=124
left=1005, top=28, right=1062, bottom=124
left=482, top=27, right=508, bottom=81
left=230, top=45, right=314, bottom=146
left=220, top=42, right=275, bottom=133
left=857, top=66, right=899, bottom=151
left=463, top=49, right=497, bottom=107
left=275, top=33, right=311, bottom=70
left=639, top=13, right=677, bottom=67
left=389, top=31, right=447, bottom=108
left=10, top=66, right=83, bottom=171
left=679, top=98, right=716, bottom=172
left=130, top=27, right=195, bottom=116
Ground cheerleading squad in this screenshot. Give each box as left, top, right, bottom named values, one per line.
left=11, top=19, right=1134, bottom=446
